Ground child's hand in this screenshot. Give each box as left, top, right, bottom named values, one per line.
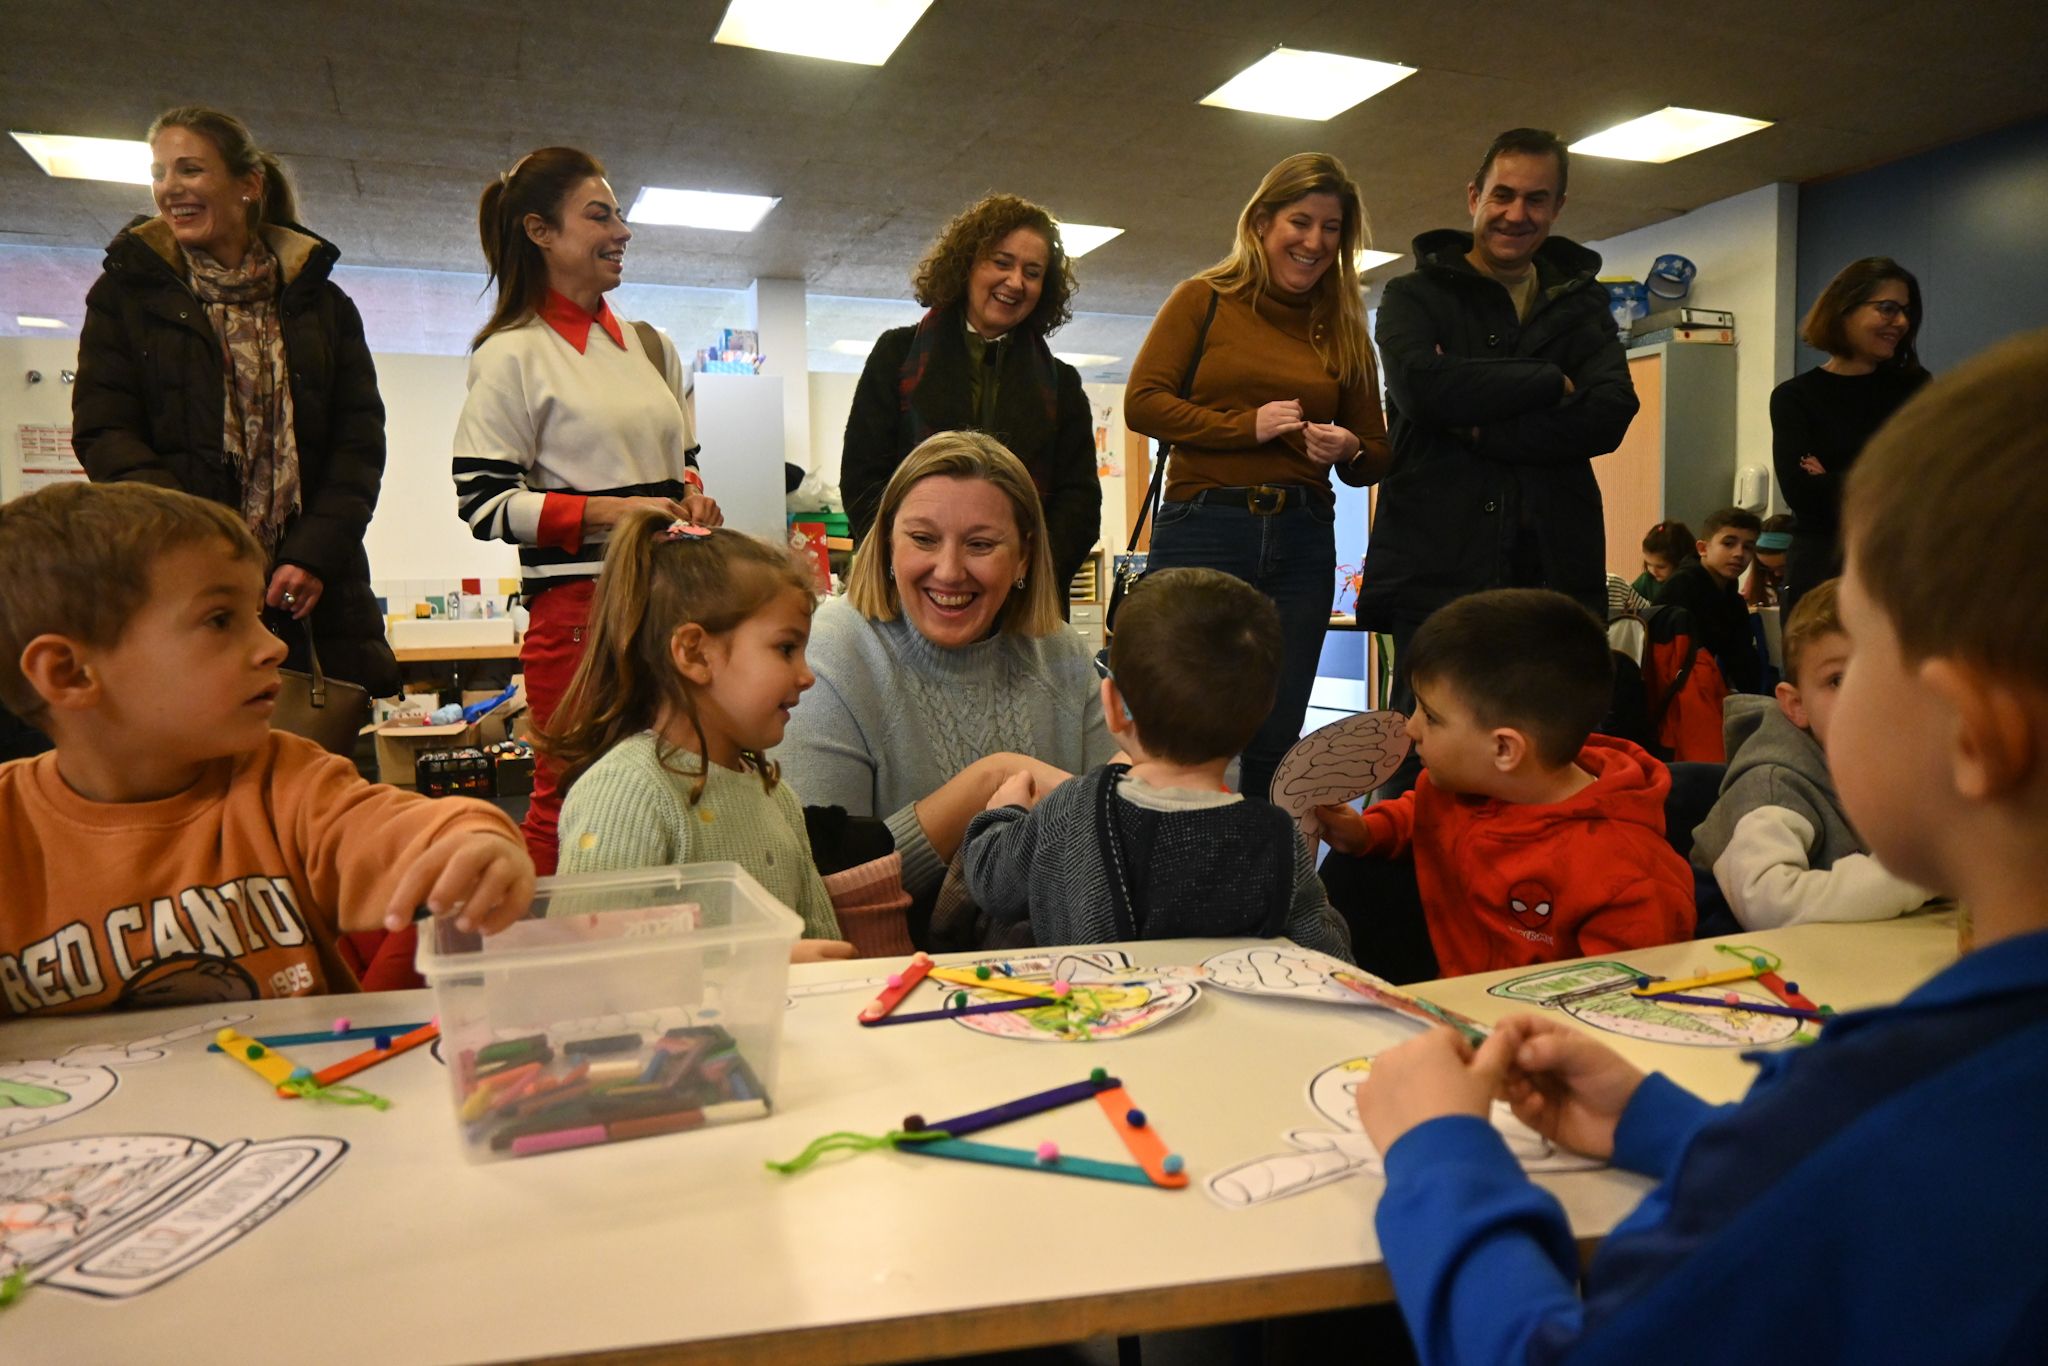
left=1356, top=1025, right=1518, bottom=1156
left=381, top=833, right=535, bottom=935
left=791, top=939, right=857, bottom=964
left=988, top=769, right=1038, bottom=811
left=1491, top=1014, right=1646, bottom=1161
left=1312, top=802, right=1370, bottom=853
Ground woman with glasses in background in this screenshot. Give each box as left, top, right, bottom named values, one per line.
left=1770, top=257, right=1929, bottom=617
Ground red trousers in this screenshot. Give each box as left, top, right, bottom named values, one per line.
left=518, top=579, right=596, bottom=875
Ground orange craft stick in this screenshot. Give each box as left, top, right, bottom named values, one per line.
left=858, top=952, right=934, bottom=1023
left=278, top=1021, right=441, bottom=1098
left=1094, top=1083, right=1188, bottom=1188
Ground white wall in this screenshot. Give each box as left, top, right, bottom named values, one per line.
left=0, top=337, right=92, bottom=502
left=365, top=352, right=519, bottom=584
left=1583, top=182, right=1800, bottom=509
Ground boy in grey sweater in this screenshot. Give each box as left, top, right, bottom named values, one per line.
left=960, top=569, right=1351, bottom=959
left=1691, top=579, right=1930, bottom=928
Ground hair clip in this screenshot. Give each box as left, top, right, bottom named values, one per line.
left=660, top=520, right=714, bottom=542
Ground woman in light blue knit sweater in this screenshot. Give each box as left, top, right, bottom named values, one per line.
left=542, top=506, right=852, bottom=961
left=776, top=433, right=1116, bottom=902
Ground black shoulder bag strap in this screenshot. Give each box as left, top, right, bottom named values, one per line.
left=1107, top=288, right=1220, bottom=631
left=1093, top=763, right=1141, bottom=940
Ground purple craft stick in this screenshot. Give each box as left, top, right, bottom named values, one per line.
left=907, top=1076, right=1118, bottom=1140
left=862, top=995, right=1060, bottom=1027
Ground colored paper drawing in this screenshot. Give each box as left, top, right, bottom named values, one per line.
left=0, top=1014, right=251, bottom=1140
left=1199, top=946, right=1364, bottom=1004
left=1268, top=710, right=1412, bottom=833
left=1488, top=961, right=1801, bottom=1047
left=1206, top=1055, right=1601, bottom=1209
left=0, top=1132, right=345, bottom=1298
left=949, top=952, right=1199, bottom=1042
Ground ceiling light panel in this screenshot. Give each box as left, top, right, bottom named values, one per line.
left=1569, top=107, right=1773, bottom=163
left=1354, top=249, right=1402, bottom=271
left=17, top=315, right=68, bottom=328
left=10, top=131, right=152, bottom=184
left=713, top=0, right=935, bottom=66
left=627, top=187, right=781, bottom=232
left=1057, top=223, right=1124, bottom=258
left=1200, top=48, right=1416, bottom=122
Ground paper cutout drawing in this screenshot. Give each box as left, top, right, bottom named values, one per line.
left=1488, top=961, right=1801, bottom=1047
left=947, top=952, right=1200, bottom=1042
left=1206, top=1055, right=1601, bottom=1208
left=1268, top=710, right=1412, bottom=836
left=1199, top=946, right=1362, bottom=1004
left=0, top=1014, right=251, bottom=1140
left=0, top=1132, right=345, bottom=1298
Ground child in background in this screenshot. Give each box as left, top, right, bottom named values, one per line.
left=1630, top=519, right=1693, bottom=603
left=1315, top=589, right=1693, bottom=976
left=1354, top=330, right=2048, bottom=1364
left=1745, top=513, right=1795, bottom=608
left=0, top=483, right=532, bottom=1018
left=1689, top=579, right=1931, bottom=928
left=959, top=569, right=1350, bottom=958
left=546, top=511, right=852, bottom=961
left=1658, top=507, right=1764, bottom=693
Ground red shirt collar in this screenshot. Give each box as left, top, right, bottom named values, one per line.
left=538, top=289, right=626, bottom=354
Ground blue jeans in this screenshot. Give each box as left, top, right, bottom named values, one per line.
left=1145, top=488, right=1335, bottom=802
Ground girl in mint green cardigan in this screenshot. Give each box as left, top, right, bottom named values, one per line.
left=541, top=507, right=851, bottom=960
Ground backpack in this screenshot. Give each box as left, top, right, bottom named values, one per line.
left=1640, top=603, right=1730, bottom=762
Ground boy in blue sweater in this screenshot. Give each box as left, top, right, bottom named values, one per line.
left=1356, top=330, right=2048, bottom=1364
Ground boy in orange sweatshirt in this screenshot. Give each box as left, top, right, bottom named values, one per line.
left=1317, top=588, right=1694, bottom=976
left=0, top=482, right=532, bottom=1017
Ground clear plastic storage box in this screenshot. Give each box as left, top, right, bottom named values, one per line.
left=414, top=863, right=801, bottom=1160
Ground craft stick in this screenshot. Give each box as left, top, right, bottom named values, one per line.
left=206, top=1022, right=430, bottom=1052
left=279, top=1021, right=440, bottom=1097
left=1329, top=971, right=1490, bottom=1043
left=925, top=967, right=1071, bottom=1000
left=858, top=952, right=935, bottom=1022
left=1093, top=1084, right=1188, bottom=1188
left=1629, top=963, right=1769, bottom=997
left=1759, top=970, right=1822, bottom=1013
left=898, top=1138, right=1157, bottom=1187
left=215, top=1027, right=306, bottom=1088
left=1644, top=991, right=1825, bottom=1021
left=862, top=995, right=1061, bottom=1026
left=908, top=1076, right=1116, bottom=1142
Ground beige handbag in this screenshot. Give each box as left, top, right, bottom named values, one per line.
left=271, top=618, right=371, bottom=756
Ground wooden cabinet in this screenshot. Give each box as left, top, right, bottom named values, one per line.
left=1595, top=341, right=1737, bottom=575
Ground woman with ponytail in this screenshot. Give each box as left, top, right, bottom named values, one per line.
left=73, top=104, right=398, bottom=695
left=452, top=147, right=721, bottom=871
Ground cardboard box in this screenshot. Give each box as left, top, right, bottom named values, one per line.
left=374, top=686, right=524, bottom=787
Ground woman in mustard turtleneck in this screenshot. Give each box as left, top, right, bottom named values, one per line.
left=1125, top=152, right=1390, bottom=802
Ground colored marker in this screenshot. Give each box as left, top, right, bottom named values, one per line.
left=1645, top=991, right=1825, bottom=1021
left=858, top=952, right=934, bottom=1022
left=1330, top=971, right=1489, bottom=1043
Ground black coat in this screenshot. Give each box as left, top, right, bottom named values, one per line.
left=72, top=216, right=398, bottom=695
left=1358, top=229, right=1638, bottom=628
left=841, top=316, right=1102, bottom=597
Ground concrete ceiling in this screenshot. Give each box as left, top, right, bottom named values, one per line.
left=4, top=0, right=2047, bottom=355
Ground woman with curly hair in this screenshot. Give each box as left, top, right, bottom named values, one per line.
left=841, top=193, right=1101, bottom=600
left=1126, top=152, right=1389, bottom=801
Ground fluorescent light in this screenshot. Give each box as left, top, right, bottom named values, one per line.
left=627, top=186, right=780, bottom=232
left=827, top=339, right=874, bottom=356
left=1057, top=222, right=1123, bottom=258
left=17, top=316, right=67, bottom=329
left=1570, top=107, right=1773, bottom=163
left=713, top=0, right=934, bottom=66
left=10, top=131, right=152, bottom=184
left=1200, top=48, right=1415, bottom=121
left=1354, top=249, right=1402, bottom=272
left=1054, top=353, right=1122, bottom=368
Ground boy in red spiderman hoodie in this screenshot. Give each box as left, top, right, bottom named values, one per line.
left=1317, top=589, right=1694, bottom=976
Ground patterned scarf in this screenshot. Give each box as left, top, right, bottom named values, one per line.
left=896, top=304, right=1061, bottom=497
left=186, top=238, right=301, bottom=552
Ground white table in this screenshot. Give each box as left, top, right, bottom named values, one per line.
left=1, top=917, right=1957, bottom=1364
